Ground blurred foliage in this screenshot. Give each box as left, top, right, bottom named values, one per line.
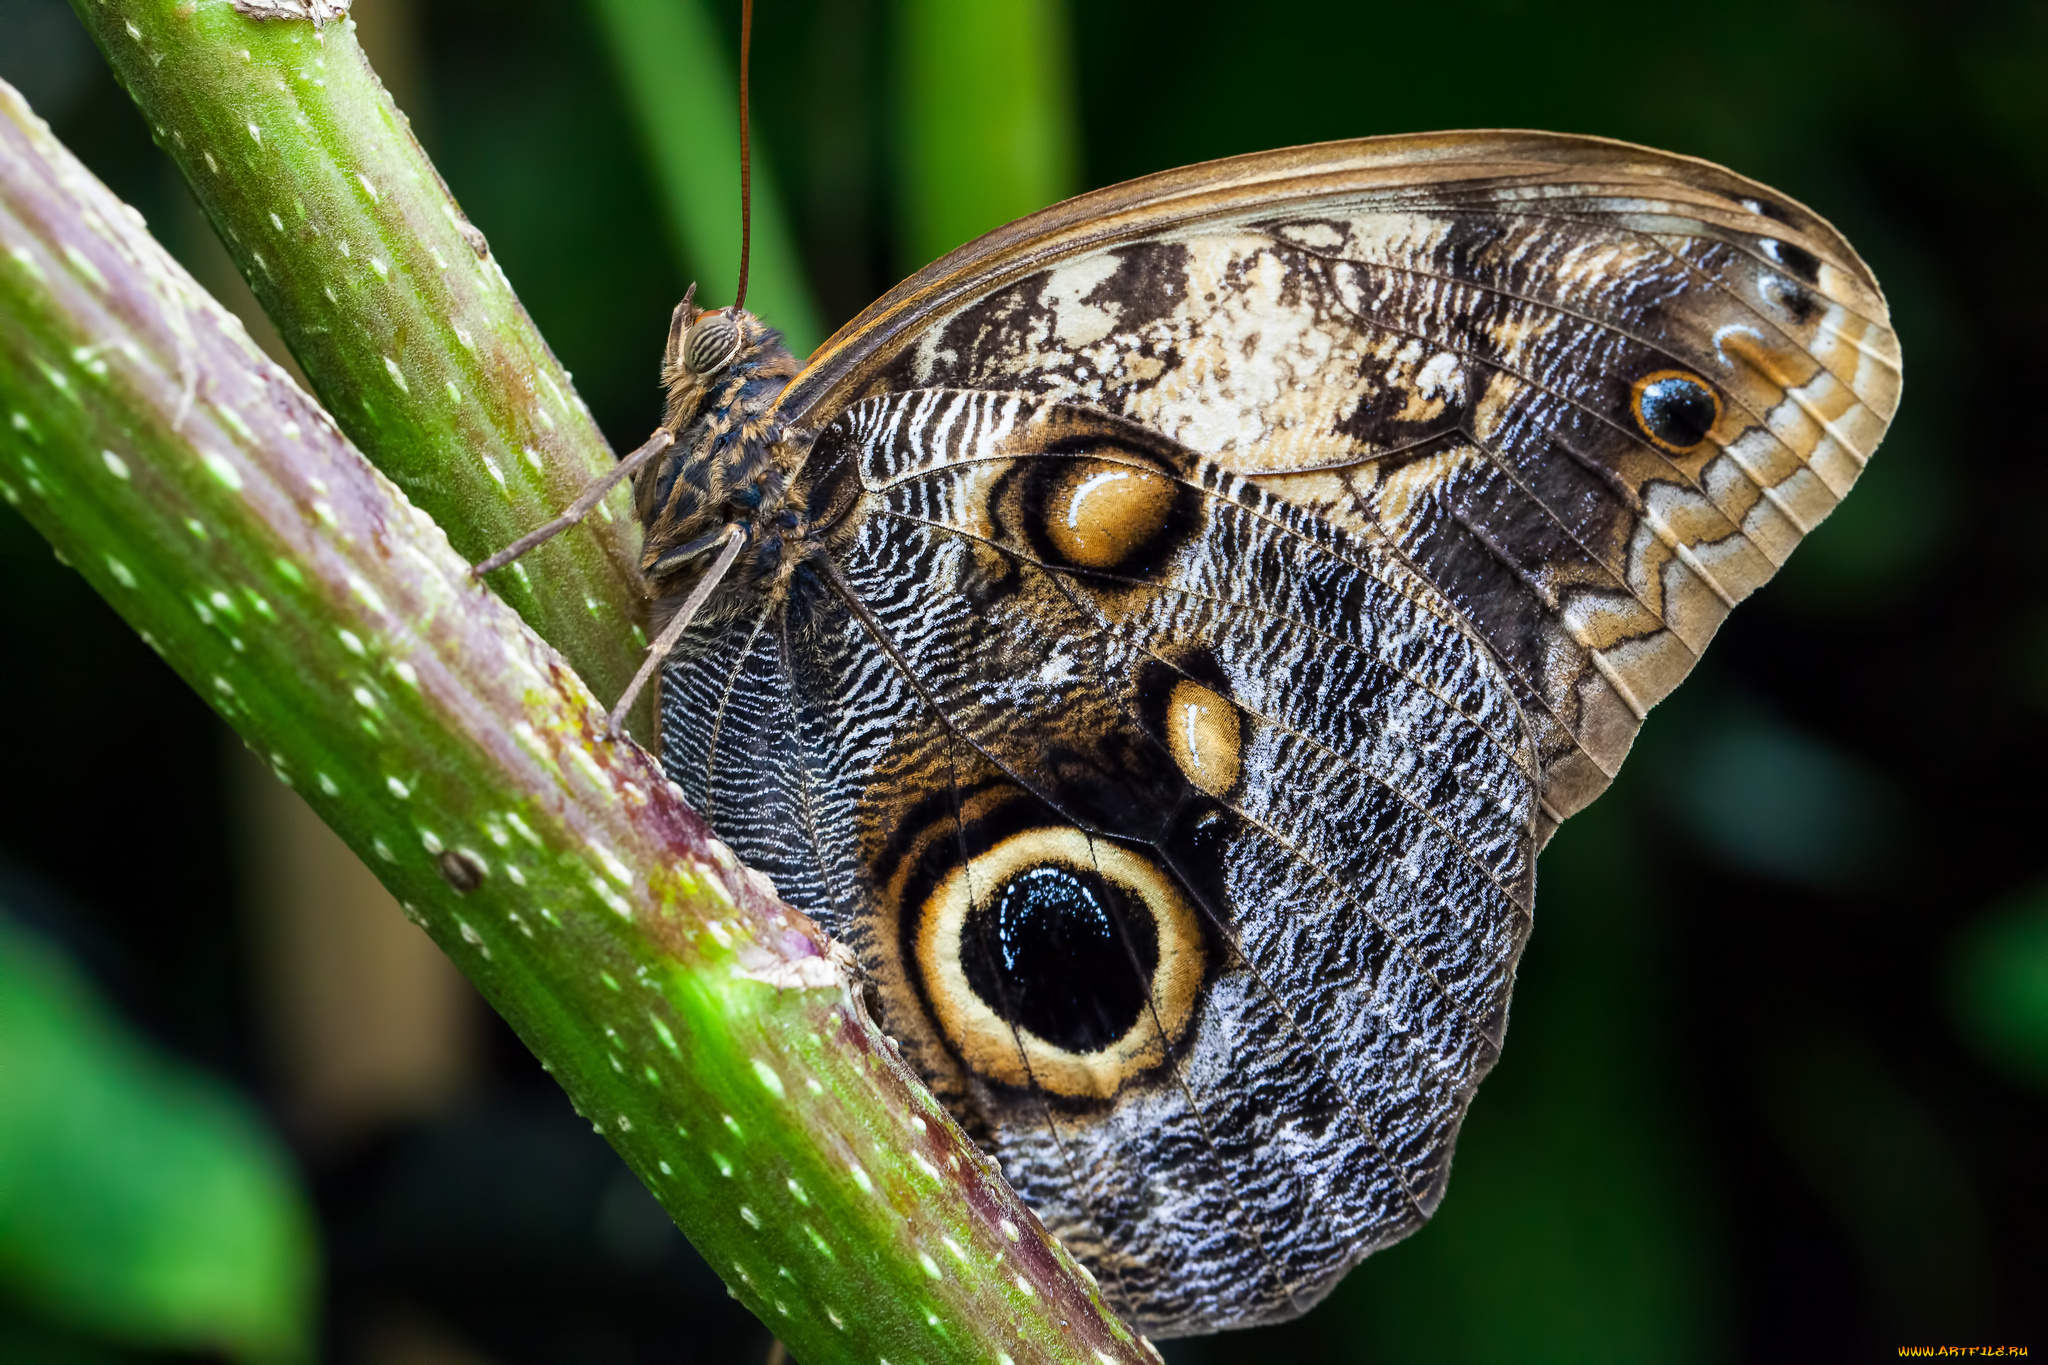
left=1, top=0, right=2044, bottom=1358
left=1654, top=696, right=1906, bottom=892
left=0, top=913, right=315, bottom=1362
left=895, top=0, right=1077, bottom=271
left=589, top=0, right=823, bottom=353
left=1949, top=888, right=2048, bottom=1089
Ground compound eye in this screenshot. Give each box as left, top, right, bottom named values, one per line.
left=683, top=311, right=742, bottom=376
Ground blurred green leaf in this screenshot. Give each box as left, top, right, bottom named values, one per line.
left=1656, top=699, right=1903, bottom=891
left=0, top=915, right=315, bottom=1362
left=1948, top=887, right=2048, bottom=1089
left=897, top=0, right=1077, bottom=271
left=587, top=0, right=823, bottom=355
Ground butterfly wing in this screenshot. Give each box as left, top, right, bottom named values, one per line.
left=659, top=131, right=1898, bottom=1334
left=662, top=391, right=1537, bottom=1332
left=775, top=130, right=1900, bottom=833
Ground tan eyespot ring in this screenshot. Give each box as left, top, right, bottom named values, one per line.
left=914, top=827, right=1205, bottom=1101
left=1630, top=369, right=1722, bottom=455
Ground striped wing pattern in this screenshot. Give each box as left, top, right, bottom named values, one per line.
left=662, top=390, right=1536, bottom=1330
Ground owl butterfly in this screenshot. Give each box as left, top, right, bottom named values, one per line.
left=526, top=131, right=1896, bottom=1335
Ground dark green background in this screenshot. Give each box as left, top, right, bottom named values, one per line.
left=1, top=0, right=2043, bottom=1359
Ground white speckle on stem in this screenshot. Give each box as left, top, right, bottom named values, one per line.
left=591, top=843, right=633, bottom=888
left=346, top=574, right=388, bottom=615
left=202, top=451, right=243, bottom=491
left=382, top=355, right=407, bottom=392
left=100, top=450, right=129, bottom=479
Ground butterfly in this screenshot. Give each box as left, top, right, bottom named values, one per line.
left=493, top=129, right=1898, bottom=1336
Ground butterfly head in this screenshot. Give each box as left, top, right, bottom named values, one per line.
left=636, top=285, right=808, bottom=600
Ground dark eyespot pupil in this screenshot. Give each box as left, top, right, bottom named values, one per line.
left=684, top=317, right=738, bottom=374
left=961, top=863, right=1158, bottom=1053
left=1636, top=375, right=1718, bottom=451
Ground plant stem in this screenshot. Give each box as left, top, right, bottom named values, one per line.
left=67, top=0, right=650, bottom=728
left=0, top=79, right=1154, bottom=1365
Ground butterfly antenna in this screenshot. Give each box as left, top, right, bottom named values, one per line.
left=733, top=0, right=754, bottom=314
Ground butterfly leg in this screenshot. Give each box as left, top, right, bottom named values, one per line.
left=470, top=427, right=675, bottom=578
left=603, top=523, right=746, bottom=738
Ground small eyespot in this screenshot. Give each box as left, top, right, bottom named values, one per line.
left=1631, top=370, right=1721, bottom=454
left=683, top=312, right=741, bottom=376
left=1759, top=237, right=1822, bottom=284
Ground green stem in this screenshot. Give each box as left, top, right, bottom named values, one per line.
left=67, top=0, right=649, bottom=727
left=0, top=79, right=1153, bottom=1365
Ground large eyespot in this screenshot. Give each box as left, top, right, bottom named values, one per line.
left=682, top=311, right=741, bottom=376
left=1046, top=464, right=1175, bottom=569
left=1019, top=454, right=1194, bottom=579
left=914, top=827, right=1205, bottom=1101
left=1630, top=369, right=1722, bottom=454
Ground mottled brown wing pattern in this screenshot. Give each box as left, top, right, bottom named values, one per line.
left=659, top=390, right=1537, bottom=1332
left=776, top=132, right=1900, bottom=834
left=647, top=132, right=1898, bottom=1336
